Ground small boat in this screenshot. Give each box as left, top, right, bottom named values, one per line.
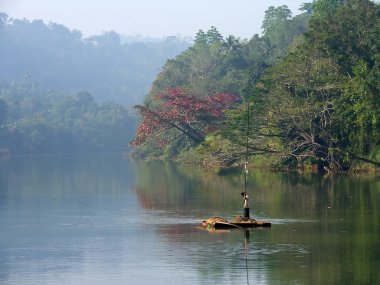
left=201, top=216, right=271, bottom=230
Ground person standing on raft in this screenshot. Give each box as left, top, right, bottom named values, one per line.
left=241, top=191, right=250, bottom=219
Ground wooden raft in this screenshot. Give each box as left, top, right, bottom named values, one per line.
left=201, top=216, right=271, bottom=230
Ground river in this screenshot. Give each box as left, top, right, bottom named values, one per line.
left=0, top=154, right=379, bottom=285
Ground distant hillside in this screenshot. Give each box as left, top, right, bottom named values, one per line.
left=0, top=79, right=137, bottom=155
left=0, top=13, right=190, bottom=105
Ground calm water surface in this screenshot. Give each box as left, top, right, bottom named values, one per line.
left=0, top=155, right=379, bottom=285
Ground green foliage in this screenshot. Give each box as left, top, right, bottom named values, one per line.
left=311, top=0, right=346, bottom=19
left=339, top=60, right=380, bottom=157
left=248, top=0, right=380, bottom=171
left=134, top=8, right=311, bottom=160
left=0, top=79, right=136, bottom=154
left=261, top=5, right=309, bottom=59
left=131, top=1, right=380, bottom=171
left=149, top=27, right=237, bottom=100
left=261, top=5, right=292, bottom=36
left=258, top=44, right=347, bottom=169
left=307, top=0, right=379, bottom=76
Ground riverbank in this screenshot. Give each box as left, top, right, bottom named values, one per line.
left=174, top=147, right=380, bottom=175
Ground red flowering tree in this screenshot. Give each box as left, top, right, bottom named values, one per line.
left=131, top=87, right=239, bottom=152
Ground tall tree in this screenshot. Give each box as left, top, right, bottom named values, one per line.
left=261, top=5, right=292, bottom=36
left=245, top=0, right=380, bottom=170
left=131, top=87, right=238, bottom=157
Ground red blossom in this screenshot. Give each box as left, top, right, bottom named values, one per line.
left=131, top=87, right=239, bottom=148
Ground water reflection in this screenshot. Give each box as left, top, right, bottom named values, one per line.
left=136, top=161, right=380, bottom=285
left=244, top=230, right=250, bottom=285
left=135, top=161, right=380, bottom=221
left=156, top=221, right=307, bottom=284
left=0, top=156, right=379, bottom=284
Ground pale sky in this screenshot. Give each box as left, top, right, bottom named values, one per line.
left=1, top=0, right=310, bottom=39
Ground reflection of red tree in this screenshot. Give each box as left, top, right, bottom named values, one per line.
left=134, top=184, right=170, bottom=210
left=131, top=87, right=239, bottom=148
left=135, top=186, right=154, bottom=209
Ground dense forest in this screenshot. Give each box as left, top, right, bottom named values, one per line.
left=131, top=0, right=380, bottom=172
left=0, top=12, right=190, bottom=155
left=0, top=12, right=190, bottom=105
left=0, top=79, right=137, bottom=154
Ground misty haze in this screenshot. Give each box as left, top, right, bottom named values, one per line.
left=1, top=1, right=380, bottom=285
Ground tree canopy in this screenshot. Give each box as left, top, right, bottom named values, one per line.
left=131, top=0, right=380, bottom=172
left=131, top=87, right=238, bottom=157
left=0, top=79, right=136, bottom=154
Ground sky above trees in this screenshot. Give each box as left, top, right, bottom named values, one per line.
left=1, top=0, right=308, bottom=39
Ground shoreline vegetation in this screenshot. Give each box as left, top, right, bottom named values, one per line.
left=142, top=151, right=380, bottom=175
left=131, top=0, right=380, bottom=174
left=1, top=1, right=379, bottom=175
left=0, top=12, right=189, bottom=155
